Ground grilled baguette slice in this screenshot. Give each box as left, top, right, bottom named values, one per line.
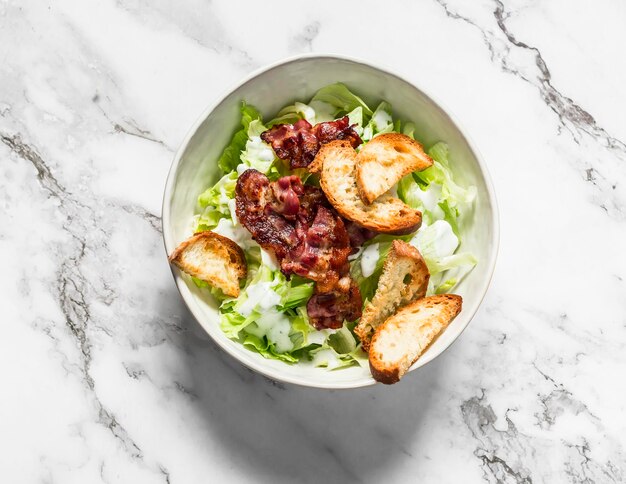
left=355, top=241, right=430, bottom=351
left=311, top=140, right=422, bottom=234
left=356, top=133, right=433, bottom=204
left=168, top=231, right=247, bottom=297
left=369, top=294, right=462, bottom=384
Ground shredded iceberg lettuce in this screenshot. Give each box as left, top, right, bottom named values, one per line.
left=309, top=324, right=369, bottom=370
left=362, top=101, right=394, bottom=141
left=403, top=142, right=477, bottom=233
left=268, top=102, right=319, bottom=126
left=310, top=82, right=373, bottom=119
left=218, top=103, right=262, bottom=174
left=196, top=171, right=238, bottom=231
left=191, top=83, right=478, bottom=368
left=410, top=220, right=477, bottom=293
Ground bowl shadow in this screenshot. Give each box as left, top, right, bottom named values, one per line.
left=163, top=287, right=444, bottom=483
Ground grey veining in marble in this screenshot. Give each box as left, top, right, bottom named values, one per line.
left=2, top=0, right=625, bottom=482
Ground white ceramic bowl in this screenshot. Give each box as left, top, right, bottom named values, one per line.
left=162, top=54, right=499, bottom=388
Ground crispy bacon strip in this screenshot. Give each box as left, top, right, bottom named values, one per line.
left=270, top=175, right=304, bottom=220
left=345, top=221, right=377, bottom=252
left=307, top=281, right=362, bottom=330
left=235, top=169, right=363, bottom=328
left=235, top=169, right=298, bottom=259
left=282, top=206, right=351, bottom=293
left=261, top=116, right=362, bottom=169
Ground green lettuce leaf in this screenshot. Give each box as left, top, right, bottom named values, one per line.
left=413, top=143, right=477, bottom=217
left=221, top=262, right=317, bottom=361
left=309, top=325, right=365, bottom=370
left=327, top=325, right=357, bottom=354
left=436, top=278, right=458, bottom=294
left=220, top=309, right=259, bottom=338
left=268, top=102, right=317, bottom=126
left=346, top=106, right=364, bottom=136
left=311, top=83, right=373, bottom=119
left=280, top=281, right=314, bottom=309
left=218, top=103, right=261, bottom=174
left=195, top=171, right=238, bottom=230
left=240, top=119, right=277, bottom=174
left=242, top=333, right=298, bottom=363
left=426, top=251, right=477, bottom=274
left=396, top=142, right=476, bottom=234
left=197, top=171, right=237, bottom=209
left=402, top=122, right=416, bottom=139
left=409, top=220, right=477, bottom=293
left=362, top=101, right=394, bottom=141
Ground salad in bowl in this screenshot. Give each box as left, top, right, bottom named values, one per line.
left=168, top=82, right=478, bottom=384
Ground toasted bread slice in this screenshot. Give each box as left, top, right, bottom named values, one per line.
left=356, top=133, right=433, bottom=204
left=369, top=294, right=462, bottom=384
left=355, top=241, right=430, bottom=351
left=169, top=231, right=247, bottom=297
left=313, top=140, right=422, bottom=234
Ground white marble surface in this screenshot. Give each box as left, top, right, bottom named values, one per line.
left=2, top=0, right=625, bottom=482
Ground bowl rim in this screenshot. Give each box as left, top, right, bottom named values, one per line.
left=162, top=53, right=500, bottom=389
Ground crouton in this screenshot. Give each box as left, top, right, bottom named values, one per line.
left=355, top=133, right=433, bottom=204
left=355, top=241, right=430, bottom=351
left=168, top=231, right=247, bottom=297
left=313, top=140, right=422, bottom=234
left=369, top=294, right=462, bottom=384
